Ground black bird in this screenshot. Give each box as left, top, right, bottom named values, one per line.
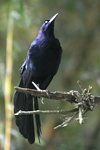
left=14, top=13, right=62, bottom=144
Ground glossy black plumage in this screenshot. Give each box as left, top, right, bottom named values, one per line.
left=14, top=13, right=62, bottom=144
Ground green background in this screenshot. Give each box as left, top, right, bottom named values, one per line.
left=0, top=0, right=100, bottom=149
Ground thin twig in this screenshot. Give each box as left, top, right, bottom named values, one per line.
left=15, top=108, right=79, bottom=116
left=54, top=111, right=79, bottom=129
left=77, top=80, right=84, bottom=92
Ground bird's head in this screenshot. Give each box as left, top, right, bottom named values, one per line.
left=38, top=13, right=58, bottom=38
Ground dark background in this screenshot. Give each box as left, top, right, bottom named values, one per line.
left=0, top=0, right=100, bottom=149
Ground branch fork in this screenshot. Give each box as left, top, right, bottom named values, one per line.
left=14, top=80, right=96, bottom=129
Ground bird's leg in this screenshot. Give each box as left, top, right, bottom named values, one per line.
left=32, top=81, right=40, bottom=91
left=32, top=81, right=50, bottom=102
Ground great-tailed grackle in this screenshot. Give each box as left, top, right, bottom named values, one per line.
left=14, top=13, right=62, bottom=144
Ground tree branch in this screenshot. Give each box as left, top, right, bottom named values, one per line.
left=14, top=80, right=100, bottom=127
left=14, top=86, right=100, bottom=105
left=15, top=108, right=78, bottom=116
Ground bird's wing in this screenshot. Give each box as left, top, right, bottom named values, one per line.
left=28, top=38, right=39, bottom=55
left=19, top=39, right=40, bottom=87
left=20, top=39, right=39, bottom=77
left=20, top=58, right=27, bottom=77
left=39, top=74, right=54, bottom=90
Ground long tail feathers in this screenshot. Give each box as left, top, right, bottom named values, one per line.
left=14, top=79, right=35, bottom=144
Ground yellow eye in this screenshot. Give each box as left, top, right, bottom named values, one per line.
left=45, top=20, right=48, bottom=24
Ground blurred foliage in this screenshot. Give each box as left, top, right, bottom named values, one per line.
left=0, top=0, right=100, bottom=149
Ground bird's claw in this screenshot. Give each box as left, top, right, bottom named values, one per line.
left=38, top=89, right=50, bottom=99
left=32, top=81, right=50, bottom=98
left=44, top=90, right=50, bottom=98
left=41, top=97, right=44, bottom=104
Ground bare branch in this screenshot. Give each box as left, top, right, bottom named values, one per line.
left=14, top=86, right=100, bottom=105
left=14, top=80, right=100, bottom=126
left=14, top=86, right=76, bottom=102
left=54, top=112, right=79, bottom=129
left=15, top=108, right=78, bottom=116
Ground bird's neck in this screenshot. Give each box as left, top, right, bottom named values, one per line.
left=38, top=30, right=55, bottom=40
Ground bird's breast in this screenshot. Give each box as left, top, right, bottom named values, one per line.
left=29, top=39, right=62, bottom=78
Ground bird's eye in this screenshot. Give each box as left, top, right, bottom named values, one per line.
left=45, top=20, right=48, bottom=24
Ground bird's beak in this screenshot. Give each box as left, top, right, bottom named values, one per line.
left=49, top=13, right=58, bottom=23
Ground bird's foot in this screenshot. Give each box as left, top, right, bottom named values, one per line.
left=32, top=81, right=50, bottom=101
left=38, top=89, right=50, bottom=104
left=41, top=97, right=44, bottom=104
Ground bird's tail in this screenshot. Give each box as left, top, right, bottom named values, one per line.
left=14, top=79, right=41, bottom=144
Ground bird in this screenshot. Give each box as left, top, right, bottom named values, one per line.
left=14, top=13, right=62, bottom=144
